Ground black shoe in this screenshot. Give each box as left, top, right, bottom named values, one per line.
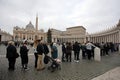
left=8, top=68, right=14, bottom=71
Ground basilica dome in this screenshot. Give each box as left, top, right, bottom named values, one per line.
left=26, top=21, right=35, bottom=30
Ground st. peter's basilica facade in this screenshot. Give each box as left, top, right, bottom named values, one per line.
left=13, top=15, right=120, bottom=44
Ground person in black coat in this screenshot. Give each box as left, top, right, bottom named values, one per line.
left=43, top=43, right=49, bottom=55
left=66, top=42, right=72, bottom=62
left=20, top=41, right=29, bottom=70
left=33, top=40, right=39, bottom=68
left=36, top=40, right=45, bottom=70
left=6, top=41, right=18, bottom=71
left=73, top=41, right=80, bottom=62
left=81, top=43, right=86, bottom=59
left=61, top=43, right=66, bottom=62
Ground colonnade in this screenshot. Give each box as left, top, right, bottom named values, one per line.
left=88, top=26, right=120, bottom=43
left=53, top=24, right=120, bottom=44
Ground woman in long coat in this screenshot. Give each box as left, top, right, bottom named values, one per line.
left=51, top=43, right=58, bottom=59
left=6, top=41, right=18, bottom=71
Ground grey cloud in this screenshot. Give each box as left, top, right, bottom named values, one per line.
left=0, top=0, right=120, bottom=34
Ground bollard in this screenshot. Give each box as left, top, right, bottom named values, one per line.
left=94, top=47, right=101, bottom=61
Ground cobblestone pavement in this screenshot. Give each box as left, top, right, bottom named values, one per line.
left=92, top=67, right=120, bottom=80
left=0, top=44, right=120, bottom=80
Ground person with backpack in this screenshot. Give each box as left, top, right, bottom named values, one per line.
left=86, top=41, right=95, bottom=60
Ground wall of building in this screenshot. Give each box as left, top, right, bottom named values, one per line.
left=50, top=26, right=86, bottom=43
left=0, top=29, right=12, bottom=42
left=13, top=26, right=45, bottom=43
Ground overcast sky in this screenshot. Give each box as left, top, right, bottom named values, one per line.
left=0, top=0, right=120, bottom=34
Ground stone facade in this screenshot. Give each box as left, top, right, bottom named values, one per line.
left=50, top=20, right=120, bottom=44
left=50, top=26, right=86, bottom=43
left=0, top=29, right=12, bottom=42
left=13, top=16, right=46, bottom=43
left=13, top=15, right=120, bottom=44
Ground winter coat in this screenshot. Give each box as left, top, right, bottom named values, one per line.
left=20, top=45, right=29, bottom=58
left=51, top=46, right=58, bottom=59
left=73, top=44, right=80, bottom=53
left=37, top=43, right=44, bottom=55
left=43, top=44, right=49, bottom=54
left=6, top=45, right=17, bottom=58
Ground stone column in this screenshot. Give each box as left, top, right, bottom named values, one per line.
left=119, top=30, right=120, bottom=43
left=109, top=35, right=111, bottom=42
left=113, top=34, right=115, bottom=43
left=101, top=36, right=103, bottom=42
left=110, top=34, right=112, bottom=42
left=107, top=35, right=109, bottom=42
left=93, top=37, right=95, bottom=43
left=106, top=35, right=108, bottom=42
left=104, top=36, right=106, bottom=42
left=115, top=33, right=117, bottom=43
left=117, top=32, right=119, bottom=43
left=96, top=37, right=98, bottom=43
left=94, top=37, right=96, bottom=43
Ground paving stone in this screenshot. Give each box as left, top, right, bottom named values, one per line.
left=0, top=44, right=120, bottom=80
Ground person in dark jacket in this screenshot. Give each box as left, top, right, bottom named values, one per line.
left=33, top=40, right=39, bottom=68
left=36, top=40, right=45, bottom=71
left=66, top=42, right=72, bottom=62
left=104, top=43, right=109, bottom=55
left=81, top=43, right=86, bottom=59
left=20, top=41, right=29, bottom=70
left=6, top=41, right=17, bottom=71
left=43, top=43, right=49, bottom=55
left=61, top=43, right=66, bottom=62
left=73, top=41, right=80, bottom=62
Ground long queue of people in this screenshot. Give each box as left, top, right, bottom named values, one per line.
left=6, top=40, right=59, bottom=71
left=61, top=41, right=119, bottom=62
left=6, top=40, right=119, bottom=71
left=61, top=41, right=96, bottom=62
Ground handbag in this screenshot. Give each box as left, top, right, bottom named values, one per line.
left=15, top=52, right=19, bottom=58
left=44, top=55, right=49, bottom=64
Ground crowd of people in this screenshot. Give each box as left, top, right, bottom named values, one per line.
left=6, top=40, right=119, bottom=71
left=6, top=40, right=59, bottom=71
